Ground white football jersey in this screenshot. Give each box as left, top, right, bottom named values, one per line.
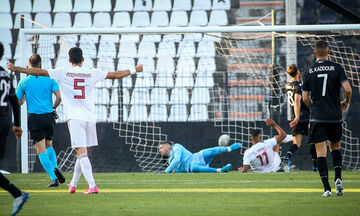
left=243, top=138, right=281, bottom=173
left=48, top=66, right=107, bottom=122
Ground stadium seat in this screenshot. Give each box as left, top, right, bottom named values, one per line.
left=121, top=88, right=130, bottom=104
left=2, top=43, right=12, bottom=59
left=100, top=34, right=119, bottom=43
left=131, top=89, right=150, bottom=105
left=176, top=57, right=196, bottom=75
left=132, top=12, right=150, bottom=27
left=155, top=57, right=175, bottom=74
left=14, top=42, right=33, bottom=60
left=170, top=88, right=189, bottom=104
left=92, top=0, right=112, bottom=12
left=175, top=76, right=194, bottom=88
left=108, top=105, right=119, bottom=122
left=96, top=88, right=110, bottom=105
left=120, top=34, right=139, bottom=42
left=97, top=58, right=115, bottom=72
left=183, top=33, right=203, bottom=42
left=190, top=88, right=210, bottom=104
left=142, top=34, right=162, bottom=42
left=150, top=88, right=169, bottom=105
left=150, top=11, right=169, bottom=27
left=134, top=71, right=154, bottom=88
left=137, top=41, right=156, bottom=58
left=127, top=105, right=148, bottom=122
left=118, top=42, right=137, bottom=58
left=0, top=14, right=13, bottom=28
left=196, top=41, right=215, bottom=57
left=95, top=78, right=113, bottom=89
left=112, top=12, right=131, bottom=27
left=14, top=13, right=32, bottom=28
left=121, top=76, right=133, bottom=88
left=148, top=105, right=168, bottom=122
left=194, top=75, right=214, bottom=87
left=133, top=0, right=152, bottom=11
left=154, top=74, right=174, bottom=88
left=13, top=0, right=32, bottom=13
left=189, top=11, right=208, bottom=26
left=0, top=28, right=12, bottom=44
left=168, top=105, right=188, bottom=121
left=93, top=13, right=111, bottom=28
left=193, top=0, right=211, bottom=10
left=188, top=104, right=208, bottom=121
left=196, top=57, right=216, bottom=75
left=153, top=0, right=171, bottom=11
left=110, top=88, right=119, bottom=105
left=53, top=0, right=73, bottom=12
left=169, top=11, right=188, bottom=27
left=208, top=10, right=228, bottom=26
left=55, top=57, right=72, bottom=68
left=212, top=0, right=231, bottom=10
left=162, top=34, right=182, bottom=42
left=73, top=0, right=92, bottom=12
left=137, top=57, right=155, bottom=73
left=117, top=57, right=135, bottom=70
left=73, top=13, right=92, bottom=27
left=157, top=41, right=176, bottom=58
left=34, top=13, right=52, bottom=28
left=59, top=35, right=78, bottom=45
left=79, top=42, right=97, bottom=58
left=37, top=43, right=55, bottom=59
left=173, top=0, right=192, bottom=11
left=0, top=0, right=10, bottom=12
left=96, top=105, right=108, bottom=122
left=203, top=32, right=222, bottom=41
left=41, top=58, right=52, bottom=70
left=81, top=58, right=94, bottom=68
left=38, top=34, right=57, bottom=45
left=53, top=13, right=72, bottom=28
left=114, top=0, right=133, bottom=11
left=176, top=41, right=196, bottom=58
left=32, top=0, right=51, bottom=13
left=79, top=35, right=98, bottom=43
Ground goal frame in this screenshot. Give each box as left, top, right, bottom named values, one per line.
left=19, top=24, right=360, bottom=173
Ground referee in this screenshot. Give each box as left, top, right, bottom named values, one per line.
left=0, top=42, right=29, bottom=215
left=302, top=40, right=352, bottom=197
left=16, top=54, right=65, bottom=187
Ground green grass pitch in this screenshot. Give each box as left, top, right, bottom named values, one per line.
left=1, top=171, right=360, bottom=216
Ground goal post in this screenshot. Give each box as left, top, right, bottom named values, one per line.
left=19, top=24, right=360, bottom=173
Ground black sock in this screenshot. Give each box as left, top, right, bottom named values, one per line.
left=317, top=157, right=331, bottom=192
left=331, top=149, right=342, bottom=181
left=285, top=144, right=298, bottom=160
left=310, top=144, right=317, bottom=167
left=0, top=173, right=22, bottom=198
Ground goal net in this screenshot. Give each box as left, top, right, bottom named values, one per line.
left=18, top=25, right=360, bottom=173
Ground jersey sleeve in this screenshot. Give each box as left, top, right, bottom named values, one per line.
left=51, top=79, right=60, bottom=92
left=338, top=65, right=348, bottom=83
left=243, top=151, right=251, bottom=165
left=296, top=84, right=302, bottom=95
left=48, top=68, right=64, bottom=81
left=15, top=79, right=25, bottom=100
left=164, top=145, right=182, bottom=173
left=92, top=69, right=108, bottom=82
left=264, top=137, right=278, bottom=147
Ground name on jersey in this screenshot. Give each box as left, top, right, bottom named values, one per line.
left=66, top=72, right=92, bottom=78
left=309, top=66, right=335, bottom=73
left=285, top=85, right=294, bottom=90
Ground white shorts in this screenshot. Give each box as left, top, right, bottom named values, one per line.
left=67, top=119, right=98, bottom=148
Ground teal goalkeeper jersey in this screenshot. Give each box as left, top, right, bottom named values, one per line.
left=165, top=144, right=193, bottom=173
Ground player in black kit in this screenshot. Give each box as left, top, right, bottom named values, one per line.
left=302, top=40, right=352, bottom=197
left=0, top=42, right=29, bottom=215
left=284, top=64, right=317, bottom=172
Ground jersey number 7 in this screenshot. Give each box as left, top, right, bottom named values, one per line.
left=317, top=74, right=328, bottom=96
left=74, top=79, right=85, bottom=99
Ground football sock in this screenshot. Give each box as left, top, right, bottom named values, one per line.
left=310, top=145, right=317, bottom=167
left=0, top=173, right=22, bottom=198
left=317, top=157, right=331, bottom=191
left=331, top=150, right=342, bottom=181
left=79, top=154, right=96, bottom=188
left=70, top=158, right=82, bottom=187
left=46, top=146, right=58, bottom=169
left=38, top=152, right=57, bottom=181
left=228, top=142, right=242, bottom=152
left=220, top=164, right=232, bottom=172
left=191, top=165, right=218, bottom=173
left=285, top=144, right=298, bottom=160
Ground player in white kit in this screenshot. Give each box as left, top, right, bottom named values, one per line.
left=238, top=118, right=287, bottom=173
left=8, top=47, right=143, bottom=194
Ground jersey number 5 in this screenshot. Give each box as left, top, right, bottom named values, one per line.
left=74, top=79, right=85, bottom=99
left=317, top=74, right=328, bottom=96
left=256, top=152, right=269, bottom=166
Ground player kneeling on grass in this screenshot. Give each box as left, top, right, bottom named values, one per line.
left=238, top=118, right=286, bottom=173
left=7, top=47, right=143, bottom=194
left=158, top=141, right=241, bottom=173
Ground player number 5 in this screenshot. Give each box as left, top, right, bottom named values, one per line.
left=317, top=74, right=328, bottom=96
left=74, top=79, right=85, bottom=99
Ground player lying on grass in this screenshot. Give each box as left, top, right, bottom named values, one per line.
left=238, top=118, right=287, bottom=173
left=158, top=141, right=242, bottom=173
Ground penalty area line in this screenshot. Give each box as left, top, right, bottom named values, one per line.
left=1, top=188, right=360, bottom=193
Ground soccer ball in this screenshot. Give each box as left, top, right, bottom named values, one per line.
left=218, top=134, right=230, bottom=147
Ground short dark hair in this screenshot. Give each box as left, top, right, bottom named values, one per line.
left=159, top=141, right=173, bottom=146
left=315, top=40, right=329, bottom=57
left=68, top=47, right=83, bottom=64
left=0, top=42, right=4, bottom=60
left=287, top=64, right=298, bottom=78
left=29, top=54, right=42, bottom=68
left=251, top=129, right=262, bottom=138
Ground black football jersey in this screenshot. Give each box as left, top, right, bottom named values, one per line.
left=0, top=66, right=15, bottom=116
left=302, top=60, right=348, bottom=122
left=285, top=80, right=310, bottom=122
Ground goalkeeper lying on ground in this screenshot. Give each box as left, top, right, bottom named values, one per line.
left=158, top=141, right=241, bottom=173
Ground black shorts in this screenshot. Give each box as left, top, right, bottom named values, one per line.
left=28, top=113, right=55, bottom=143
left=291, top=120, right=309, bottom=136
left=308, top=122, right=342, bottom=144
left=0, top=115, right=10, bottom=159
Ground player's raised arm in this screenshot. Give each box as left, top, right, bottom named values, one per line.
left=340, top=80, right=352, bottom=112
left=106, top=64, right=143, bottom=79
left=265, top=118, right=286, bottom=143
left=7, top=62, right=49, bottom=77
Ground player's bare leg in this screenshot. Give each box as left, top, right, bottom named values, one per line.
left=329, top=141, right=344, bottom=196
left=74, top=147, right=98, bottom=194
left=315, top=141, right=331, bottom=197
left=34, top=139, right=58, bottom=187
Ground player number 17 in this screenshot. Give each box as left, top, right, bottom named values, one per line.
left=256, top=152, right=269, bottom=166
left=317, top=74, right=328, bottom=96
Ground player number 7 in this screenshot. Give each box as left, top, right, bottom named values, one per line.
left=317, top=74, right=328, bottom=96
